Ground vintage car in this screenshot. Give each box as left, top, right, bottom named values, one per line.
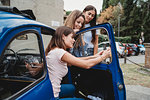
left=0, top=7, right=126, bottom=100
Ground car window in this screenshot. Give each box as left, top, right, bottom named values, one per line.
left=72, top=28, right=112, bottom=64
left=0, top=31, right=44, bottom=99
left=98, top=28, right=111, bottom=63
left=41, top=34, right=52, bottom=50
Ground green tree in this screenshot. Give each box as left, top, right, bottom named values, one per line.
left=141, top=0, right=150, bottom=42
left=101, top=0, right=150, bottom=43
left=121, top=0, right=150, bottom=43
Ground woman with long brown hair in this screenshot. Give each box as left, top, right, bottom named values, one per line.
left=45, top=26, right=110, bottom=99
left=82, top=5, right=98, bottom=56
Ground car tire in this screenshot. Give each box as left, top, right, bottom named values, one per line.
left=117, top=52, right=122, bottom=58
left=141, top=51, right=145, bottom=55
left=131, top=51, right=136, bottom=56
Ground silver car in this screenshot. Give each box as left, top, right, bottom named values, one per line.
left=98, top=41, right=127, bottom=57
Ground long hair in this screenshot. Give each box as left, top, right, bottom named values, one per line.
left=83, top=5, right=97, bottom=44
left=64, top=10, right=85, bottom=30
left=45, top=26, right=75, bottom=56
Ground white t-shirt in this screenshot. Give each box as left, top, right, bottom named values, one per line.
left=46, top=48, right=68, bottom=97
left=83, top=23, right=99, bottom=48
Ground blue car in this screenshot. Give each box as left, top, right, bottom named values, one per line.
left=0, top=7, right=126, bottom=100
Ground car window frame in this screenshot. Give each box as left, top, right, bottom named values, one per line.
left=0, top=27, right=48, bottom=99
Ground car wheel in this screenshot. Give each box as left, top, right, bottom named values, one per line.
left=117, top=52, right=121, bottom=58
left=141, top=51, right=145, bottom=55
left=131, top=51, right=136, bottom=56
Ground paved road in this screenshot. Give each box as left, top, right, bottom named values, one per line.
left=126, top=85, right=150, bottom=100
left=119, top=54, right=145, bottom=64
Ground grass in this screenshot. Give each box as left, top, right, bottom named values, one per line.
left=120, top=63, right=150, bottom=88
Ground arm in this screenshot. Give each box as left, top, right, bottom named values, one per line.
left=94, top=35, right=98, bottom=55
left=26, top=63, right=43, bottom=76
left=62, top=49, right=110, bottom=69
left=77, top=50, right=104, bottom=60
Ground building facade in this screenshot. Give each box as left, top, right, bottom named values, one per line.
left=0, top=0, right=64, bottom=29
left=0, top=0, right=64, bottom=49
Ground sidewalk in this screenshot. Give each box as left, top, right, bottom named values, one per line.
left=126, top=85, right=150, bottom=100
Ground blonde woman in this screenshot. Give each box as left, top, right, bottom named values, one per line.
left=64, top=10, right=86, bottom=57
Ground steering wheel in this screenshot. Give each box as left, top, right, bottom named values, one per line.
left=0, top=48, right=18, bottom=75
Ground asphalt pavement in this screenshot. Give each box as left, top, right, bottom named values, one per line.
left=119, top=54, right=145, bottom=64
left=126, top=85, right=150, bottom=100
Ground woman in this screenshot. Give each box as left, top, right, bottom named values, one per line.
left=64, top=10, right=85, bottom=33
left=64, top=10, right=86, bottom=57
left=45, top=26, right=110, bottom=98
left=82, top=5, right=98, bottom=56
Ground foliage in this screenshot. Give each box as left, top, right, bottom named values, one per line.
left=99, top=35, right=132, bottom=43
left=98, top=3, right=123, bottom=36
left=66, top=11, right=71, bottom=16
left=100, top=0, right=150, bottom=43
left=98, top=6, right=114, bottom=24
left=102, top=0, right=124, bottom=10
left=98, top=35, right=109, bottom=43
left=115, top=36, right=132, bottom=43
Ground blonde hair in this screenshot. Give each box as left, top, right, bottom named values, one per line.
left=64, top=10, right=85, bottom=30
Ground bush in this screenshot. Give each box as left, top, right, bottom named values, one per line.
left=115, top=36, right=131, bottom=43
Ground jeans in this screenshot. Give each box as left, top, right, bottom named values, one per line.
left=72, top=44, right=88, bottom=57
left=87, top=48, right=94, bottom=56
left=55, top=84, right=84, bottom=100
left=59, top=84, right=75, bottom=98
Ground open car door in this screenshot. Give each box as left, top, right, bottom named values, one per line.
left=69, top=23, right=126, bottom=100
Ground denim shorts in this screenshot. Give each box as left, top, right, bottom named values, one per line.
left=87, top=48, right=94, bottom=56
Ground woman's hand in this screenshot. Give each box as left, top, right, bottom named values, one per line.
left=94, top=50, right=104, bottom=57
left=25, top=62, right=43, bottom=76
left=101, top=49, right=111, bottom=60
left=73, top=29, right=80, bottom=33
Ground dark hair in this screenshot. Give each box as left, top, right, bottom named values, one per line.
left=45, top=26, right=75, bottom=56
left=83, top=5, right=97, bottom=44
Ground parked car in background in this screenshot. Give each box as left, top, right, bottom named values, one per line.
left=138, top=44, right=145, bottom=55
left=98, top=41, right=110, bottom=51
left=115, top=42, right=128, bottom=58
left=122, top=43, right=133, bottom=56
left=98, top=42, right=127, bottom=58
left=128, top=43, right=140, bottom=56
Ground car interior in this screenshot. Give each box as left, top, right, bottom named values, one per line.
left=0, top=32, right=45, bottom=99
